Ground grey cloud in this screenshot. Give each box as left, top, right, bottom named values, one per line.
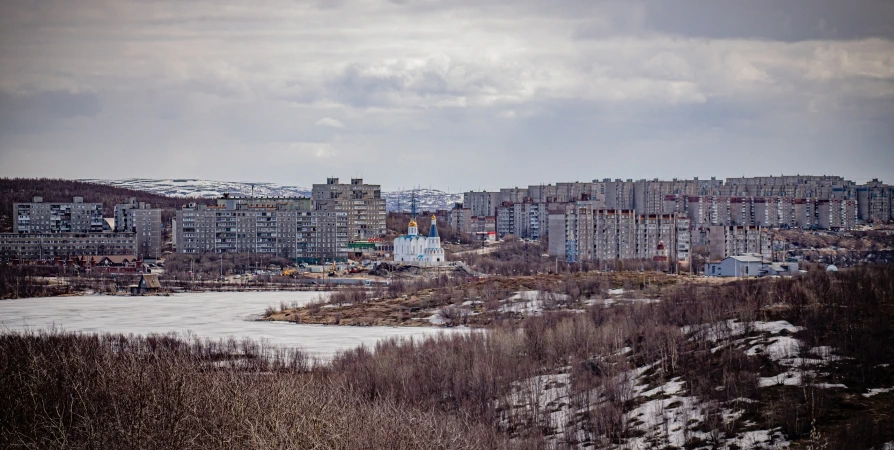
left=0, top=90, right=102, bottom=134
left=638, top=0, right=894, bottom=41
left=0, top=0, right=892, bottom=188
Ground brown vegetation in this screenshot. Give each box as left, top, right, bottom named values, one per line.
left=3, top=266, right=893, bottom=449
left=0, top=333, right=497, bottom=449
left=267, top=271, right=680, bottom=326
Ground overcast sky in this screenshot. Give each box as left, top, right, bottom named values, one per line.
left=1, top=0, right=892, bottom=191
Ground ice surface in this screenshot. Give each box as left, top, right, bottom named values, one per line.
left=0, top=292, right=461, bottom=359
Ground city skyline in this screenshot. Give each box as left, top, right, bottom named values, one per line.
left=1, top=0, right=893, bottom=187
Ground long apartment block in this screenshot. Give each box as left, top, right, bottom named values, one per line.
left=175, top=178, right=387, bottom=260
left=460, top=174, right=884, bottom=241
left=0, top=232, right=137, bottom=261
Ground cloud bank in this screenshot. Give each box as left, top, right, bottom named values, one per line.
left=1, top=0, right=892, bottom=189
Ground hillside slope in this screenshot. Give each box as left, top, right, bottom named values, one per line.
left=84, top=178, right=462, bottom=212
left=0, top=178, right=210, bottom=232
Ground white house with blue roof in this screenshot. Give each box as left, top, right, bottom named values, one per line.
left=393, top=215, right=445, bottom=266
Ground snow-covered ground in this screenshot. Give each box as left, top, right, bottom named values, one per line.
left=0, top=292, right=460, bottom=359
left=499, top=290, right=570, bottom=314
left=82, top=178, right=461, bottom=212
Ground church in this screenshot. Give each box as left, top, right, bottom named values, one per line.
left=393, top=215, right=445, bottom=266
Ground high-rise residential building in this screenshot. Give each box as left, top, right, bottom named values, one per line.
left=13, top=197, right=104, bottom=234
left=856, top=180, right=893, bottom=223
left=312, top=178, right=386, bottom=241
left=463, top=191, right=501, bottom=217
left=597, top=179, right=635, bottom=210
left=495, top=201, right=550, bottom=240
left=499, top=188, right=527, bottom=204
left=705, top=225, right=772, bottom=261
left=307, top=211, right=349, bottom=262
left=446, top=204, right=472, bottom=235
left=593, top=209, right=638, bottom=261
left=548, top=202, right=594, bottom=262
left=114, top=198, right=163, bottom=259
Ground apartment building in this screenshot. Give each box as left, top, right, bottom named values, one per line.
left=594, top=209, right=638, bottom=261
left=463, top=191, right=501, bottom=217
left=114, top=198, right=163, bottom=259
left=499, top=188, right=527, bottom=204
left=548, top=202, right=594, bottom=262
left=704, top=225, right=772, bottom=261
left=856, top=181, right=893, bottom=223
left=496, top=204, right=514, bottom=238
left=469, top=215, right=496, bottom=234
left=724, top=175, right=854, bottom=199
left=675, top=216, right=692, bottom=265
left=0, top=232, right=137, bottom=260
left=312, top=178, right=386, bottom=241
left=446, top=204, right=472, bottom=235
left=635, top=214, right=679, bottom=261
left=596, top=179, right=635, bottom=210
left=13, top=197, right=104, bottom=234
left=495, top=202, right=550, bottom=240
left=175, top=196, right=348, bottom=260
left=665, top=195, right=857, bottom=230
left=306, top=211, right=349, bottom=262
left=816, top=199, right=858, bottom=230
left=528, top=184, right=559, bottom=203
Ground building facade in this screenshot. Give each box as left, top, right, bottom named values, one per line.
left=13, top=197, right=104, bottom=234
left=0, top=232, right=137, bottom=260
left=312, top=178, right=386, bottom=241
left=114, top=198, right=163, bottom=259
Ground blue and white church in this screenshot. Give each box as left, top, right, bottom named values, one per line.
left=393, top=215, right=446, bottom=266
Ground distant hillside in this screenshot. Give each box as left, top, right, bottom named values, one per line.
left=0, top=178, right=211, bottom=232
left=85, top=178, right=463, bottom=212
left=81, top=178, right=313, bottom=199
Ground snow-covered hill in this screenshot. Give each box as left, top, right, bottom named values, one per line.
left=81, top=179, right=462, bottom=212
left=382, top=188, right=462, bottom=213
left=81, top=178, right=312, bottom=199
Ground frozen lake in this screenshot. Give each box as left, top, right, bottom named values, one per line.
left=0, top=292, right=461, bottom=359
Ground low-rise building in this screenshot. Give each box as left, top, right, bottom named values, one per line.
left=705, top=254, right=766, bottom=277
left=0, top=232, right=137, bottom=261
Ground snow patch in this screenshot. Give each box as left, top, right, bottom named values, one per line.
left=863, top=387, right=894, bottom=398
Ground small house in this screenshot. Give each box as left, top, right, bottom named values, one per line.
left=705, top=255, right=766, bottom=277
left=131, top=273, right=162, bottom=295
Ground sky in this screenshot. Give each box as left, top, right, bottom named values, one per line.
left=0, top=0, right=892, bottom=191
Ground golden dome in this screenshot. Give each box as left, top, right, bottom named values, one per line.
left=409, top=219, right=417, bottom=227
left=431, top=214, right=436, bottom=220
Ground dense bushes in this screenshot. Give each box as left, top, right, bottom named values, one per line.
left=0, top=333, right=500, bottom=449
